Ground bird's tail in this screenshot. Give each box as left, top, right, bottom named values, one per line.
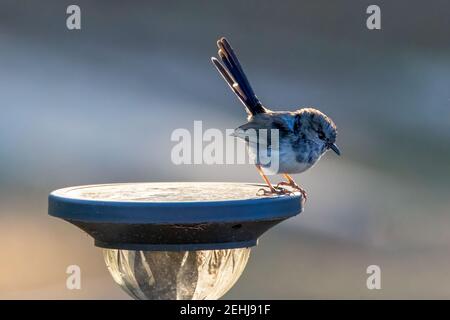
left=211, top=37, right=267, bottom=116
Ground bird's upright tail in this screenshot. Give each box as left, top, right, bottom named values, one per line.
left=211, top=37, right=267, bottom=116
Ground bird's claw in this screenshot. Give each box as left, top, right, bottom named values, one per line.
left=256, top=187, right=291, bottom=197
left=275, top=181, right=290, bottom=188
left=276, top=182, right=308, bottom=201
left=297, top=188, right=308, bottom=201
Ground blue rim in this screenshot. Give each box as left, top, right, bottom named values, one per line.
left=48, top=183, right=303, bottom=224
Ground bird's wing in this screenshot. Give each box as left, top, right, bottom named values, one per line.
left=211, top=37, right=267, bottom=116
left=232, top=115, right=290, bottom=148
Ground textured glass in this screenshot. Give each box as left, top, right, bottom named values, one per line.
left=103, top=248, right=251, bottom=300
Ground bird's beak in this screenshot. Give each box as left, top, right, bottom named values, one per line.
left=329, top=143, right=341, bottom=156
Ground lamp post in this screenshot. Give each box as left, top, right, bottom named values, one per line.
left=48, top=182, right=302, bottom=299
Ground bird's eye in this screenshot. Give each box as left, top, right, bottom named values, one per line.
left=317, top=131, right=325, bottom=140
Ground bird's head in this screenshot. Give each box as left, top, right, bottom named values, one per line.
left=295, top=108, right=340, bottom=156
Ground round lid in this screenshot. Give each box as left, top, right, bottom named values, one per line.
left=49, top=182, right=303, bottom=224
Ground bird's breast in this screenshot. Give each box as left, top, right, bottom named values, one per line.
left=247, top=138, right=322, bottom=175
left=277, top=146, right=315, bottom=174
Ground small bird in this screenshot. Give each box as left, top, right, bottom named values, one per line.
left=211, top=37, right=340, bottom=200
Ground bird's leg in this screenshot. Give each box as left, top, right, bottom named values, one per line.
left=277, top=174, right=308, bottom=200
left=255, top=165, right=288, bottom=196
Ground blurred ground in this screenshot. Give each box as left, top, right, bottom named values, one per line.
left=0, top=0, right=449, bottom=299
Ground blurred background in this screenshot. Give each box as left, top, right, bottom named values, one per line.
left=1, top=0, right=449, bottom=299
